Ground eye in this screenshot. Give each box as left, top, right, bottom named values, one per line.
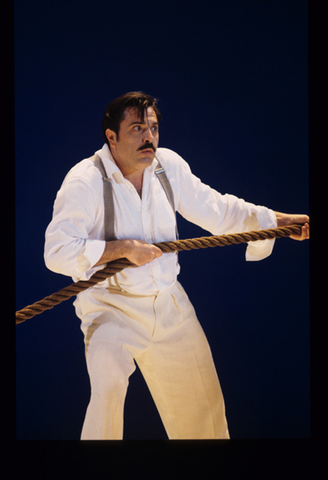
left=133, top=125, right=142, bottom=131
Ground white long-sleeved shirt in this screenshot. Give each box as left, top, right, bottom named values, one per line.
left=44, top=144, right=277, bottom=295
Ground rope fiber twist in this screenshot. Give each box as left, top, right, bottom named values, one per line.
left=15, top=224, right=302, bottom=325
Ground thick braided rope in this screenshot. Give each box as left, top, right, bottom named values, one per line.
left=15, top=224, right=302, bottom=324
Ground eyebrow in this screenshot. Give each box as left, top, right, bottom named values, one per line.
left=128, top=120, right=159, bottom=126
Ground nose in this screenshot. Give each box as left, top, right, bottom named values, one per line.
left=143, top=127, right=154, bottom=143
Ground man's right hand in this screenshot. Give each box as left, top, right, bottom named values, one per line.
left=94, top=238, right=162, bottom=267
left=122, top=239, right=163, bottom=266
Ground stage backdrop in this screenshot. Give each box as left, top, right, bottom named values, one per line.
left=16, top=0, right=309, bottom=439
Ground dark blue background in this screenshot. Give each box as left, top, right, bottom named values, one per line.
left=16, top=0, right=309, bottom=439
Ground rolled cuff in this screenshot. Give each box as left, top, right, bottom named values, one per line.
left=245, top=208, right=277, bottom=261
left=76, top=239, right=106, bottom=280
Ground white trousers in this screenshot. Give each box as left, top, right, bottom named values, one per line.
left=74, top=281, right=229, bottom=440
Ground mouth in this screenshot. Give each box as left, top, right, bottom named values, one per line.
left=140, top=149, right=155, bottom=155
left=137, top=144, right=156, bottom=154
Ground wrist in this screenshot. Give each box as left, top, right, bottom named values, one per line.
left=274, top=211, right=287, bottom=227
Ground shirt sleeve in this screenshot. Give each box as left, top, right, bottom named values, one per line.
left=173, top=153, right=277, bottom=261
left=44, top=173, right=106, bottom=281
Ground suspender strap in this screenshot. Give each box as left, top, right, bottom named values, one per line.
left=93, top=155, right=116, bottom=241
left=155, top=159, right=179, bottom=239
left=93, top=154, right=178, bottom=242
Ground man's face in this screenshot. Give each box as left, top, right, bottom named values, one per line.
left=106, top=106, right=159, bottom=177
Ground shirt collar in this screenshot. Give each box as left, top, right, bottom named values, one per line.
left=94, top=144, right=121, bottom=178
left=95, top=143, right=159, bottom=179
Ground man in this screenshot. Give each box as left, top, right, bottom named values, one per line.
left=44, top=92, right=309, bottom=440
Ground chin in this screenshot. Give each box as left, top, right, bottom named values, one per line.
left=139, top=154, right=155, bottom=163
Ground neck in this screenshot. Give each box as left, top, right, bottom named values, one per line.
left=109, top=148, right=144, bottom=197
left=124, top=170, right=144, bottom=198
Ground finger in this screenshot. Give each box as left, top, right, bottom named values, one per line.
left=290, top=223, right=309, bottom=241
left=301, top=223, right=309, bottom=239
left=298, top=215, right=310, bottom=224
left=153, top=247, right=163, bottom=258
left=145, top=247, right=162, bottom=264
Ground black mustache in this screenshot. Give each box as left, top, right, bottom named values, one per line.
left=137, top=143, right=156, bottom=152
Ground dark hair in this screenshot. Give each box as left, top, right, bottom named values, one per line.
left=102, top=91, right=162, bottom=145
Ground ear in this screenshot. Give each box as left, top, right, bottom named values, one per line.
left=105, top=128, right=117, bottom=147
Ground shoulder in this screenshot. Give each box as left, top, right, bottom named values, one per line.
left=156, top=147, right=190, bottom=172
left=54, top=156, right=104, bottom=205
left=61, top=156, right=102, bottom=188
left=156, top=147, right=192, bottom=178
left=156, top=147, right=183, bottom=163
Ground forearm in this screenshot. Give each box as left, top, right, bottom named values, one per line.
left=94, top=239, right=135, bottom=266
left=274, top=211, right=292, bottom=227
left=274, top=211, right=309, bottom=227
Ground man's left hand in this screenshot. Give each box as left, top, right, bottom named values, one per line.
left=274, top=212, right=310, bottom=241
